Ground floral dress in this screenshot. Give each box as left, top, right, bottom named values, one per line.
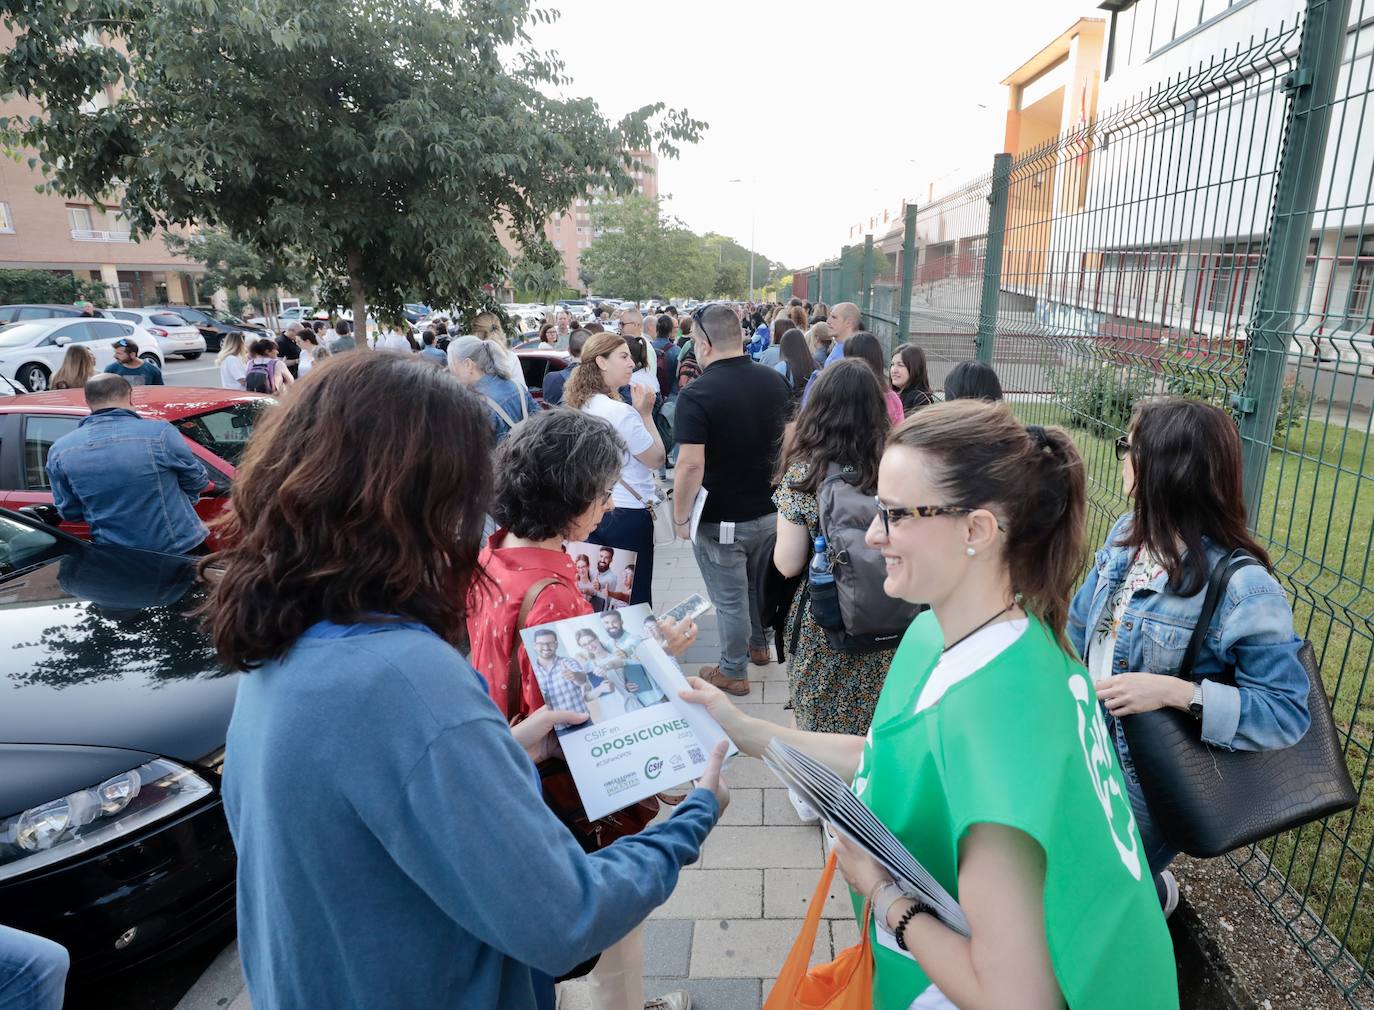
left=772, top=461, right=895, bottom=735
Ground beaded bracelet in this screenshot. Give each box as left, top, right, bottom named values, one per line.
left=894, top=900, right=928, bottom=952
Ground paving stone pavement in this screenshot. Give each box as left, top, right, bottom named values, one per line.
left=177, top=539, right=829, bottom=1010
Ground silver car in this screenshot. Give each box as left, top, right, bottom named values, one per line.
left=108, top=309, right=208, bottom=361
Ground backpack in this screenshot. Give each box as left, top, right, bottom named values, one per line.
left=677, top=352, right=702, bottom=390
left=808, top=466, right=922, bottom=653
left=244, top=358, right=276, bottom=393
left=655, top=342, right=674, bottom=399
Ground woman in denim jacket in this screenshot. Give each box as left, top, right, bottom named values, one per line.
left=1067, top=397, right=1310, bottom=913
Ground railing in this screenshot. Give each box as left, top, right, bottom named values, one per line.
left=69, top=229, right=133, bottom=242
left=816, top=1, right=1374, bottom=1002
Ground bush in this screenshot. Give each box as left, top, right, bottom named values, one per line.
left=1275, top=377, right=1309, bottom=440
left=1045, top=355, right=1151, bottom=437
left=0, top=269, right=107, bottom=307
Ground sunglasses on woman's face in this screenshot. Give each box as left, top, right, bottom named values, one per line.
left=1114, top=436, right=1132, bottom=461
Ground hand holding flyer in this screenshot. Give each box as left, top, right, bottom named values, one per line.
left=519, top=602, right=736, bottom=820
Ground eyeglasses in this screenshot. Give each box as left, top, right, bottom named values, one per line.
left=872, top=499, right=981, bottom=537
left=1114, top=436, right=1132, bottom=461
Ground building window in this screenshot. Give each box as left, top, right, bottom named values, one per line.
left=67, top=205, right=94, bottom=233
left=0, top=202, right=12, bottom=233
left=1344, top=234, right=1374, bottom=321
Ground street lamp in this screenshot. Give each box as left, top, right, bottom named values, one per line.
left=727, top=178, right=756, bottom=301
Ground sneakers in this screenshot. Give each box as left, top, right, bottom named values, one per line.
left=699, top=665, right=750, bottom=696
left=645, top=992, right=690, bottom=1010
left=749, top=645, right=772, bottom=666
left=787, top=787, right=821, bottom=824
left=1157, top=869, right=1179, bottom=919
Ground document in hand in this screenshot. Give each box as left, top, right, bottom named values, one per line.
left=520, top=603, right=737, bottom=820
left=762, top=739, right=970, bottom=936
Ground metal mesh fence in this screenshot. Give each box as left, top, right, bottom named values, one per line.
left=812, top=0, right=1374, bottom=1000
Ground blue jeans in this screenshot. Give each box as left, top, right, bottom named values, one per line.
left=692, top=516, right=773, bottom=679
left=590, top=507, right=654, bottom=607
left=1113, top=719, right=1179, bottom=901
left=0, top=926, right=67, bottom=1010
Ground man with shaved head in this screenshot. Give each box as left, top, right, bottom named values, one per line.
left=44, top=373, right=210, bottom=554
left=824, top=301, right=862, bottom=366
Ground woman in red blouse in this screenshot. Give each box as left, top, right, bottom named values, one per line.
left=466, top=407, right=699, bottom=1010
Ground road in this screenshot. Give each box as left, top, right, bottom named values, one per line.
left=161, top=357, right=227, bottom=389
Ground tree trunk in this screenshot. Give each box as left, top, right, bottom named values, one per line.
left=347, top=249, right=368, bottom=348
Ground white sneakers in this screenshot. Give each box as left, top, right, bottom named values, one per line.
left=1158, top=869, right=1180, bottom=919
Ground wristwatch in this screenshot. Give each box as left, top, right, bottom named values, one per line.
left=1189, top=682, right=1205, bottom=720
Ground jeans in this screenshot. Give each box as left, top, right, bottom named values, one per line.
left=590, top=507, right=654, bottom=607
left=693, top=516, right=774, bottom=679
left=0, top=926, right=68, bottom=1010
left=1113, top=719, right=1179, bottom=900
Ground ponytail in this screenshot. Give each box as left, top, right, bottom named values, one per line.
left=887, top=401, right=1086, bottom=655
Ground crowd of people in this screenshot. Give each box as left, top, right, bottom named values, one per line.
left=4, top=292, right=1319, bottom=1010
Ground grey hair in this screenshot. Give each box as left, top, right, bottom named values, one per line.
left=491, top=408, right=627, bottom=541
left=447, top=335, right=511, bottom=380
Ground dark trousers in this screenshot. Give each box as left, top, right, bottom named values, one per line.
left=590, top=506, right=654, bottom=607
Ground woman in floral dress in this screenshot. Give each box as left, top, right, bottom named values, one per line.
left=772, top=358, right=895, bottom=735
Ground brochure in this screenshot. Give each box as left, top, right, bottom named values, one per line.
left=563, top=540, right=637, bottom=612
left=520, top=603, right=736, bottom=820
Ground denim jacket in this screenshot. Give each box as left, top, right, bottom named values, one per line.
left=46, top=408, right=208, bottom=555
left=474, top=373, right=539, bottom=443
left=1067, top=514, right=1310, bottom=752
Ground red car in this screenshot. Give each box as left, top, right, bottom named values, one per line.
left=0, top=387, right=271, bottom=541
left=515, top=348, right=572, bottom=403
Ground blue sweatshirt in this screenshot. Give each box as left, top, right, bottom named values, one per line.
left=223, top=620, right=719, bottom=1010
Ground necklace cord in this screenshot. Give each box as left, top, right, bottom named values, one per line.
left=942, top=601, right=1018, bottom=653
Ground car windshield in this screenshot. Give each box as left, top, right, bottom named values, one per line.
left=212, top=311, right=248, bottom=325
left=0, top=514, right=62, bottom=575
left=0, top=323, right=50, bottom=348
left=173, top=400, right=270, bottom=468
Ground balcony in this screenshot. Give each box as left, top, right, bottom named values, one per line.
left=70, top=229, right=133, bottom=242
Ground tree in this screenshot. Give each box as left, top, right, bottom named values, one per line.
left=510, top=239, right=566, bottom=304
left=0, top=0, right=704, bottom=343
left=0, top=269, right=107, bottom=307
left=163, top=229, right=313, bottom=329
left=712, top=262, right=746, bottom=299
left=580, top=195, right=718, bottom=300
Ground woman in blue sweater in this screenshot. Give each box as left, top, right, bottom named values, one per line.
left=203, top=352, right=728, bottom=1010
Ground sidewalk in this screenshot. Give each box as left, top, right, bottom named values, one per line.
left=176, top=538, right=836, bottom=1010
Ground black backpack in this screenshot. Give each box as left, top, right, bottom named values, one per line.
left=244, top=359, right=275, bottom=393
left=806, top=467, right=922, bottom=653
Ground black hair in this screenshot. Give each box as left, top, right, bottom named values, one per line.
left=943, top=360, right=1004, bottom=402
left=842, top=332, right=887, bottom=388
left=656, top=314, right=674, bottom=339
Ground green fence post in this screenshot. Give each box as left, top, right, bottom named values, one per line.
left=839, top=245, right=853, bottom=305
left=898, top=204, right=918, bottom=342
left=860, top=234, right=874, bottom=318
left=1236, top=0, right=1353, bottom=515
left=976, top=152, right=1012, bottom=364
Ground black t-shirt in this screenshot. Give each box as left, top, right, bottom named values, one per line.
left=673, top=355, right=790, bottom=522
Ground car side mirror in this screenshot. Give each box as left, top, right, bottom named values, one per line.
left=54, top=336, right=71, bottom=347
left=18, top=503, right=62, bottom=527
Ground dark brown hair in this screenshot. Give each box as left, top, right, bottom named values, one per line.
left=892, top=343, right=934, bottom=412
left=778, top=328, right=817, bottom=392
left=1122, top=396, right=1271, bottom=595
left=888, top=399, right=1086, bottom=653
left=842, top=332, right=887, bottom=387
left=776, top=358, right=888, bottom=495
left=563, top=331, right=627, bottom=409
left=200, top=353, right=492, bottom=669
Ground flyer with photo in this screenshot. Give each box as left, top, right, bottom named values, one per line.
left=520, top=603, right=735, bottom=820
left=563, top=540, right=637, bottom=612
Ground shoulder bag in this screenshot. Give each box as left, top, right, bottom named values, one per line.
left=618, top=477, right=676, bottom=546
left=1120, top=552, right=1356, bottom=857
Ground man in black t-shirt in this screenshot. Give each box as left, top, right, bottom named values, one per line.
left=672, top=304, right=790, bottom=696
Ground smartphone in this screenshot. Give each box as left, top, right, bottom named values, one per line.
left=659, top=592, right=713, bottom=625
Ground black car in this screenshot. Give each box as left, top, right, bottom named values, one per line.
left=0, top=510, right=237, bottom=980
left=146, top=305, right=267, bottom=353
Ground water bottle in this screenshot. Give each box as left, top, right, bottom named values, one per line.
left=808, top=535, right=844, bottom=631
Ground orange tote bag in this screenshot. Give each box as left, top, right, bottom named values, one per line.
left=763, top=851, right=874, bottom=1009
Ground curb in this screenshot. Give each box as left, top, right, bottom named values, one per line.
left=1171, top=895, right=1258, bottom=1010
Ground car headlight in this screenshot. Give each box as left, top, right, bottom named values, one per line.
left=0, top=758, right=212, bottom=882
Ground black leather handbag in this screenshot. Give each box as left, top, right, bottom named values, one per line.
left=1120, top=552, right=1356, bottom=858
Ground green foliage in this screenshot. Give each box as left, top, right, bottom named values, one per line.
left=1044, top=355, right=1152, bottom=437
left=510, top=238, right=566, bottom=304
left=0, top=0, right=705, bottom=339
left=579, top=196, right=714, bottom=300
left=0, top=268, right=107, bottom=307
left=712, top=261, right=746, bottom=299
left=163, top=228, right=312, bottom=323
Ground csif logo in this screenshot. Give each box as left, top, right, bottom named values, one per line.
left=644, top=756, right=664, bottom=780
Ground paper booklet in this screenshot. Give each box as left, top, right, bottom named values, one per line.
left=520, top=603, right=737, bottom=821
left=688, top=487, right=708, bottom=542
left=762, top=739, right=970, bottom=936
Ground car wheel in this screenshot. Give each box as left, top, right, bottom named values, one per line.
left=17, top=363, right=49, bottom=392
left=182, top=352, right=203, bottom=360
left=140, top=353, right=161, bottom=367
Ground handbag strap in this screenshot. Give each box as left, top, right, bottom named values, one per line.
left=506, top=577, right=560, bottom=722
left=482, top=394, right=520, bottom=431
left=1177, top=552, right=1263, bottom=680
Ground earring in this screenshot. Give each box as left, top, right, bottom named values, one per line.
left=966, top=547, right=976, bottom=556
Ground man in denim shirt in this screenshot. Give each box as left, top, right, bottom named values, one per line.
left=46, top=375, right=210, bottom=555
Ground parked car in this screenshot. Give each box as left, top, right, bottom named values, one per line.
left=108, top=309, right=207, bottom=361
left=0, top=509, right=238, bottom=981
left=0, top=304, right=114, bottom=325
left=515, top=348, right=572, bottom=403
left=0, top=387, right=271, bottom=542
left=402, top=303, right=432, bottom=324
left=244, top=305, right=315, bottom=331
left=0, top=317, right=144, bottom=392
left=145, top=306, right=267, bottom=352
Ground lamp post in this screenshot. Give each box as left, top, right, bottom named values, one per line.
left=727, top=178, right=755, bottom=301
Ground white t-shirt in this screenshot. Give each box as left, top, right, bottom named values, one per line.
left=219, top=355, right=247, bottom=390
left=373, top=330, right=412, bottom=354
left=582, top=392, right=655, bottom=509
left=1087, top=549, right=1165, bottom=684
left=298, top=348, right=316, bottom=375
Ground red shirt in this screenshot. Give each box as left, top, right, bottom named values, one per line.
left=466, top=531, right=591, bottom=719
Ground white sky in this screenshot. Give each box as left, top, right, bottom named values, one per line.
left=526, top=0, right=1100, bottom=268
